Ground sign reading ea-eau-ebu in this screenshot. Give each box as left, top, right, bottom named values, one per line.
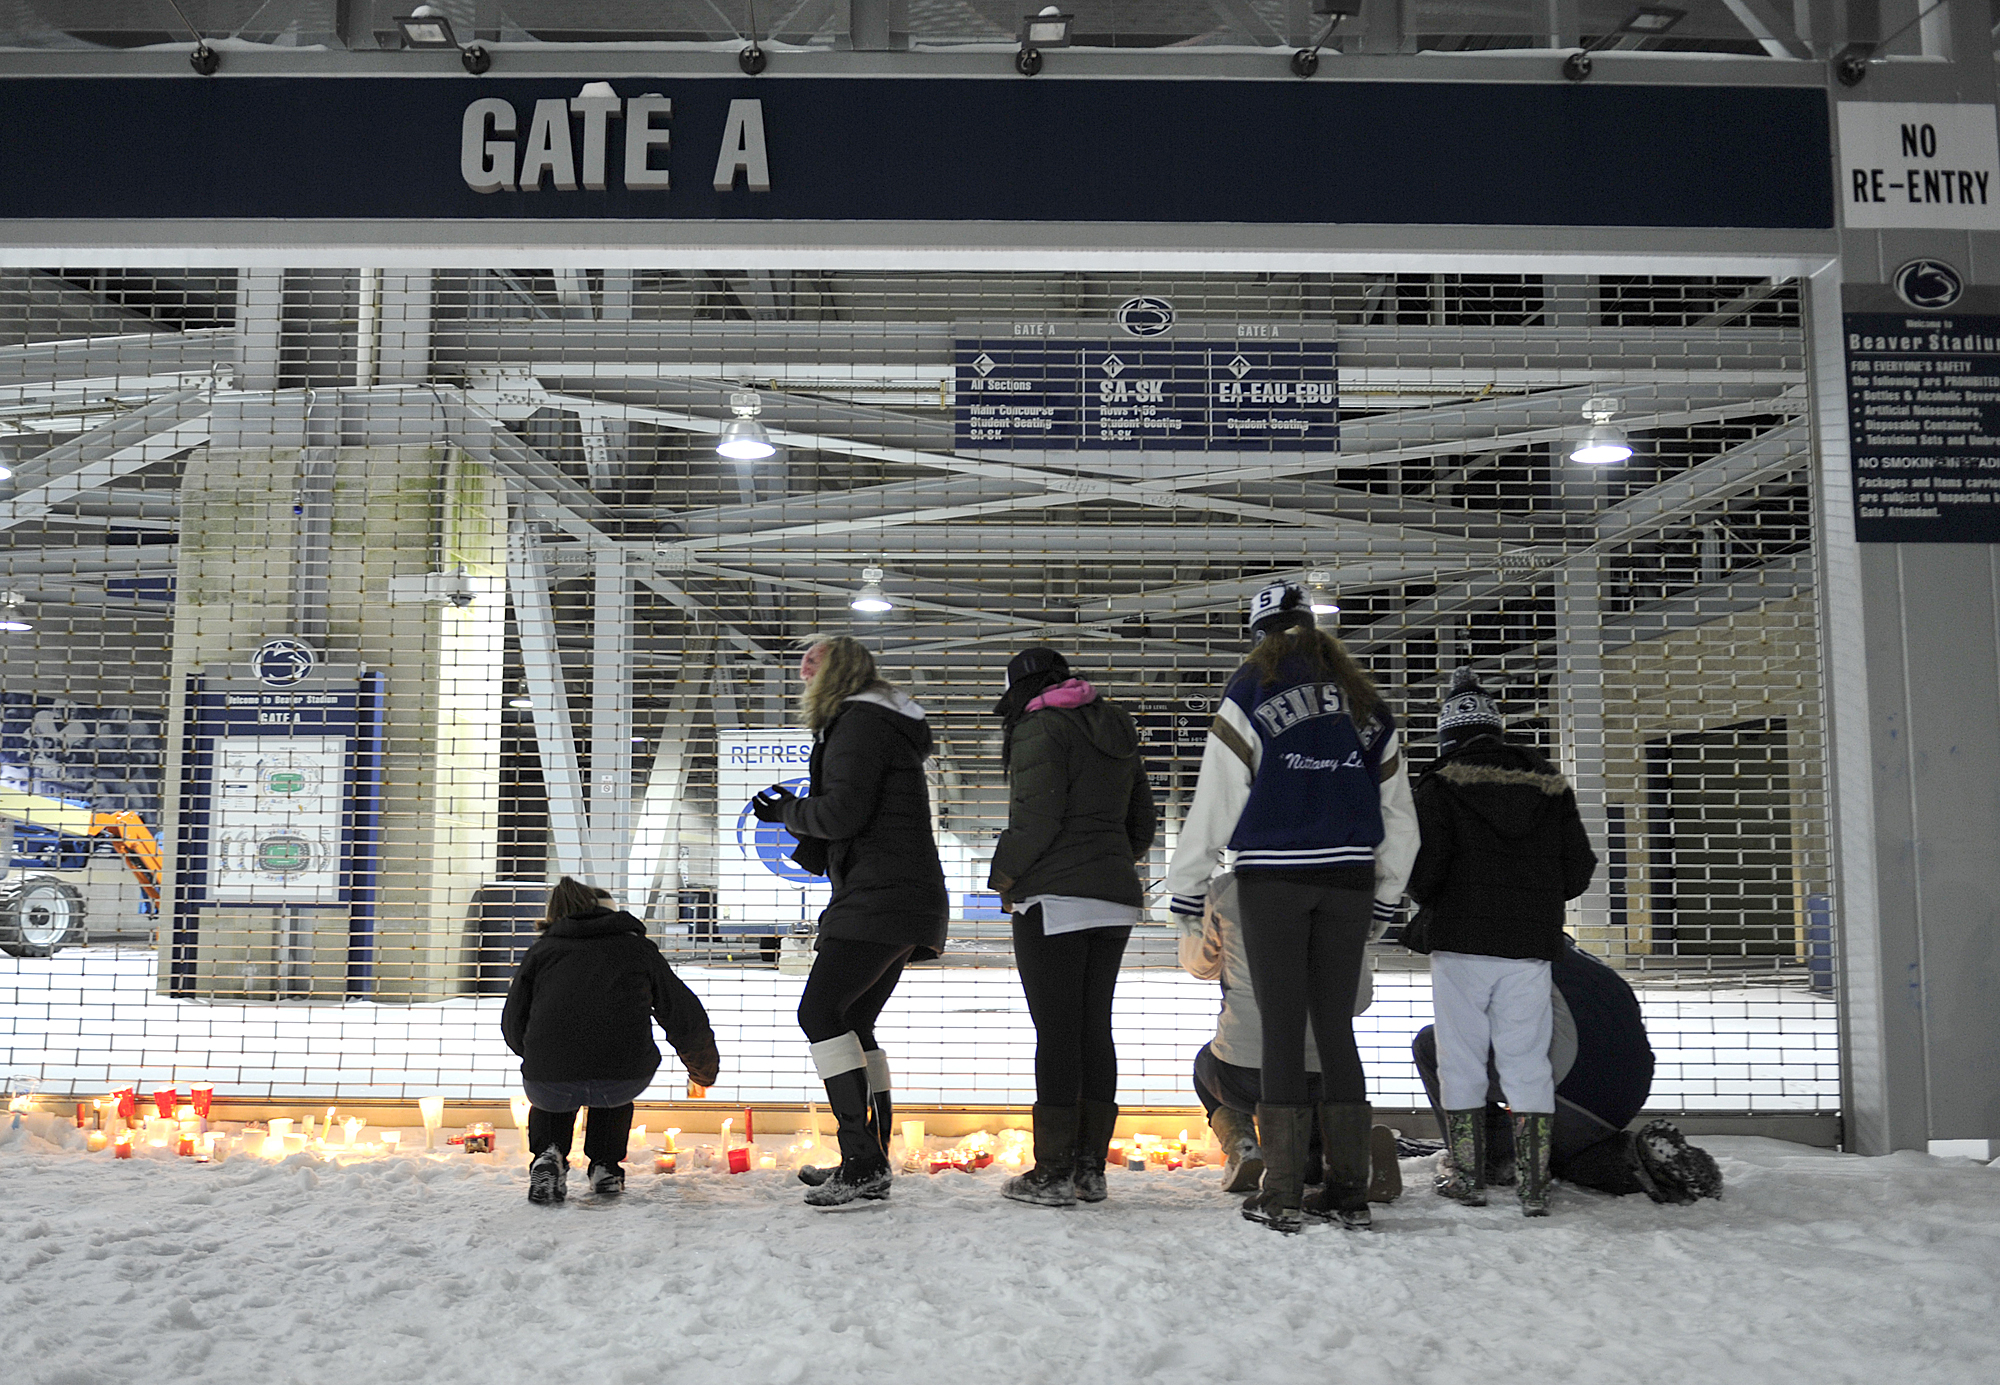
left=955, top=332, right=1338, bottom=452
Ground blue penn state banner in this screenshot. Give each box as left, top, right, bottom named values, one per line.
left=0, top=76, right=1831, bottom=228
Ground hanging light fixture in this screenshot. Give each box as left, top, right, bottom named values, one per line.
left=0, top=591, right=30, bottom=632
left=850, top=567, right=892, bottom=614
left=1305, top=569, right=1340, bottom=616
left=1569, top=396, right=1632, bottom=465
left=715, top=390, right=777, bottom=461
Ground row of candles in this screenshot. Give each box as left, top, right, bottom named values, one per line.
left=14, top=1088, right=1216, bottom=1175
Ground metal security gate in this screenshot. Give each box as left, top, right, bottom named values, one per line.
left=0, top=267, right=1835, bottom=1115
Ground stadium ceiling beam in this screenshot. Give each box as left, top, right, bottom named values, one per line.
left=451, top=398, right=778, bottom=665
left=1716, top=0, right=1815, bottom=59
left=0, top=388, right=212, bottom=534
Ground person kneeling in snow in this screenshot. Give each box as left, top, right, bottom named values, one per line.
left=1179, top=870, right=1400, bottom=1205
left=1411, top=934, right=1722, bottom=1207
left=502, top=877, right=720, bottom=1204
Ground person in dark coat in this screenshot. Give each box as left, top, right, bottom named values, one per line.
left=985, top=647, right=1157, bottom=1208
left=1406, top=667, right=1596, bottom=1216
left=752, top=635, right=948, bottom=1207
left=501, top=877, right=719, bottom=1204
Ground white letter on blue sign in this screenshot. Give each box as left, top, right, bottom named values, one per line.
left=461, top=98, right=517, bottom=194
left=712, top=99, right=771, bottom=193
left=519, top=98, right=578, bottom=192
left=626, top=95, right=673, bottom=190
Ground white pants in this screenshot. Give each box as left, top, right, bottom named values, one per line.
left=1431, top=951, right=1555, bottom=1113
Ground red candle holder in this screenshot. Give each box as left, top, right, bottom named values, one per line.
left=113, top=1089, right=136, bottom=1124
left=189, top=1086, right=214, bottom=1119
left=726, top=1146, right=751, bottom=1174
left=151, top=1089, right=179, bottom=1122
left=113, top=1134, right=133, bottom=1160
left=654, top=1152, right=677, bottom=1174
left=176, top=1135, right=195, bottom=1157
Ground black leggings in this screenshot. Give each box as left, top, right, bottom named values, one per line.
left=797, top=936, right=914, bottom=1047
left=1012, top=909, right=1131, bottom=1106
left=526, top=1102, right=632, bottom=1168
left=1236, top=876, right=1372, bottom=1105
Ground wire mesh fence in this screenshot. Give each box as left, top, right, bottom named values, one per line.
left=0, top=267, right=1836, bottom=1113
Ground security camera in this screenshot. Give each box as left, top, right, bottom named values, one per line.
left=439, top=570, right=479, bottom=607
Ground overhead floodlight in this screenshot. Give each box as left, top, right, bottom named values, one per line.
left=1570, top=396, right=1633, bottom=465
left=507, top=696, right=534, bottom=709
left=1305, top=569, right=1340, bottom=616
left=0, top=591, right=30, bottom=633
left=0, top=459, right=12, bottom=481
left=1616, top=6, right=1686, bottom=37
left=850, top=567, right=893, bottom=614
left=395, top=7, right=457, bottom=47
left=1021, top=8, right=1073, bottom=46
left=1017, top=7, right=1071, bottom=75
left=715, top=390, right=777, bottom=461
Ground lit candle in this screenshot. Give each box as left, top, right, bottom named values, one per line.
left=86, top=1131, right=109, bottom=1153
left=263, top=1118, right=293, bottom=1159
left=629, top=1124, right=648, bottom=1151
left=663, top=1127, right=680, bottom=1153
left=654, top=1152, right=676, bottom=1174
left=509, top=1094, right=532, bottom=1152
left=726, top=1146, right=750, bottom=1174
left=758, top=1154, right=777, bottom=1170
left=113, top=1132, right=133, bottom=1159
left=343, top=1117, right=364, bottom=1147
left=418, top=1096, right=445, bottom=1150
left=720, top=1117, right=733, bottom=1150
left=901, top=1119, right=925, bottom=1156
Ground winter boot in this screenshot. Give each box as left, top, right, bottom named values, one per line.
left=865, top=1048, right=894, bottom=1157
left=1072, top=1098, right=1118, bottom=1204
left=1002, top=1103, right=1079, bottom=1207
left=1367, top=1124, right=1403, bottom=1203
left=1435, top=1109, right=1488, bottom=1206
left=1303, top=1102, right=1374, bottom=1230
left=1240, top=1103, right=1312, bottom=1234
left=1210, top=1105, right=1264, bottom=1195
left=1632, top=1120, right=1723, bottom=1205
left=527, top=1145, right=568, bottom=1204
left=803, top=1036, right=892, bottom=1208
left=1514, top=1111, right=1553, bottom=1217
left=587, top=1162, right=626, bottom=1196
left=1483, top=1104, right=1518, bottom=1187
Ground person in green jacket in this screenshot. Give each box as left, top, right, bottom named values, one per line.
left=987, top=647, right=1158, bottom=1207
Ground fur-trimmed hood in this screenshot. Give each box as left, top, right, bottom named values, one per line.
left=1422, top=739, right=1573, bottom=840
left=1434, top=760, right=1571, bottom=796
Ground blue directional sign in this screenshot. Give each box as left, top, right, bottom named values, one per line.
left=955, top=336, right=1338, bottom=451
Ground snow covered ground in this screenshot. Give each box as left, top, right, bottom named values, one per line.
left=2, top=948, right=1837, bottom=1110
left=3, top=1119, right=1994, bottom=1385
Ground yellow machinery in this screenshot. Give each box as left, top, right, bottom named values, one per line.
left=1, top=788, right=163, bottom=957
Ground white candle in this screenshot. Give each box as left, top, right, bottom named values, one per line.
left=381, top=1131, right=401, bottom=1153
left=343, top=1117, right=364, bottom=1147
left=418, top=1096, right=444, bottom=1150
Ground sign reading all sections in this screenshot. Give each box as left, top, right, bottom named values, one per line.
left=1845, top=310, right=2000, bottom=541
left=1838, top=102, right=2000, bottom=230
left=955, top=329, right=1338, bottom=451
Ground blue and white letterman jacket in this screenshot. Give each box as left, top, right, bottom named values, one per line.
left=1164, top=661, right=1419, bottom=937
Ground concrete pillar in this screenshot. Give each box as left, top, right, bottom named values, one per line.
left=165, top=439, right=505, bottom=1001
left=1555, top=554, right=1614, bottom=955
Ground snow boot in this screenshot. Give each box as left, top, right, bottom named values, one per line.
left=1483, top=1105, right=1517, bottom=1187
left=1211, top=1105, right=1264, bottom=1195
left=528, top=1145, right=568, bottom=1204
left=1240, top=1103, right=1312, bottom=1234
left=865, top=1048, right=893, bottom=1157
left=1367, top=1124, right=1403, bottom=1204
left=1303, top=1102, right=1373, bottom=1230
left=1633, top=1120, right=1722, bottom=1205
left=1003, top=1103, right=1079, bottom=1207
left=1435, top=1109, right=1488, bottom=1206
left=1514, top=1111, right=1553, bottom=1217
left=803, top=1067, right=892, bottom=1208
left=587, top=1162, right=625, bottom=1196
left=1072, top=1098, right=1118, bottom=1204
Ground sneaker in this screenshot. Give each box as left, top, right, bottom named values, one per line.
left=588, top=1162, right=625, bottom=1196
left=528, top=1146, right=567, bottom=1204
left=803, top=1158, right=892, bottom=1207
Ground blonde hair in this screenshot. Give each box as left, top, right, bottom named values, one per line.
left=1244, top=625, right=1384, bottom=727
left=799, top=635, right=891, bottom=731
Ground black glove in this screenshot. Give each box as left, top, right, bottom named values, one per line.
left=679, top=1039, right=721, bottom=1089
left=750, top=786, right=796, bottom=823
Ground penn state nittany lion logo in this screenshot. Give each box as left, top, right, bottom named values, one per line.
left=1893, top=259, right=1964, bottom=312
left=736, top=776, right=816, bottom=883
left=1116, top=297, right=1175, bottom=337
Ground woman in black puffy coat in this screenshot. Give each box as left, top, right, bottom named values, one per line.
left=753, top=635, right=948, bottom=1206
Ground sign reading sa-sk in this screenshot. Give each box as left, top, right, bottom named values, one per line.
left=1839, top=103, right=2000, bottom=230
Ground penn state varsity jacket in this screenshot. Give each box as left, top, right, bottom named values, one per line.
left=1164, top=660, right=1419, bottom=936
